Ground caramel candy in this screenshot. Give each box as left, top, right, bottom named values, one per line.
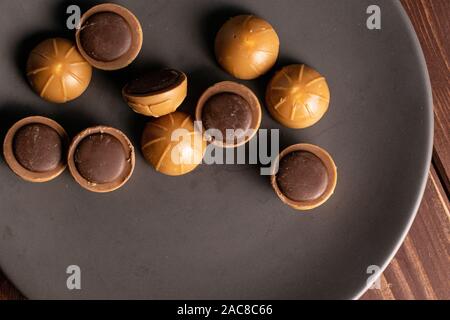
left=266, top=64, right=330, bottom=129
left=271, top=144, right=337, bottom=211
left=141, top=112, right=206, bottom=176
left=26, top=38, right=92, bottom=103
left=68, top=126, right=135, bottom=193
left=195, top=81, right=262, bottom=148
left=3, top=116, right=69, bottom=183
left=122, top=69, right=188, bottom=117
left=215, top=15, right=279, bottom=80
left=76, top=3, right=143, bottom=70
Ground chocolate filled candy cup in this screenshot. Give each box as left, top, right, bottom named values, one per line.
left=271, top=144, right=337, bottom=211
left=67, top=126, right=135, bottom=193
left=3, top=116, right=69, bottom=183
left=195, top=81, right=262, bottom=148
left=122, top=69, right=188, bottom=117
left=76, top=3, right=143, bottom=70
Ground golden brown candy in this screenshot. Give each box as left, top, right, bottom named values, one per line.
left=26, top=38, right=92, bottom=103
left=215, top=15, right=279, bottom=80
left=271, top=144, right=337, bottom=211
left=266, top=64, right=330, bottom=129
left=122, top=69, right=188, bottom=117
left=141, top=112, right=206, bottom=176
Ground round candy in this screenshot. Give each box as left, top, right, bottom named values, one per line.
left=215, top=15, right=279, bottom=80
left=75, top=133, right=128, bottom=185
left=122, top=69, right=188, bottom=117
left=79, top=12, right=132, bottom=62
left=266, top=64, right=330, bottom=129
left=195, top=81, right=262, bottom=148
left=26, top=38, right=92, bottom=103
left=271, top=144, right=337, bottom=211
left=68, top=126, right=135, bottom=193
left=141, top=112, right=206, bottom=176
left=76, top=3, right=143, bottom=70
left=14, top=123, right=62, bottom=173
left=3, top=116, right=69, bottom=183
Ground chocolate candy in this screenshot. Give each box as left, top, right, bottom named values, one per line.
left=215, top=15, right=279, bottom=80
left=266, top=64, right=330, bottom=129
left=141, top=112, right=206, bottom=176
left=277, top=151, right=328, bottom=202
left=271, top=144, right=337, bottom=211
left=76, top=3, right=143, bottom=70
left=122, top=69, right=188, bottom=117
left=196, top=81, right=262, bottom=148
left=80, top=12, right=132, bottom=62
left=26, top=38, right=92, bottom=103
left=68, top=126, right=135, bottom=193
left=3, top=116, right=69, bottom=183
left=202, top=93, right=252, bottom=143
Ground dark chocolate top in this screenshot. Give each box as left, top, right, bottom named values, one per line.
left=80, top=12, right=132, bottom=62
left=202, top=92, right=252, bottom=143
left=276, top=151, right=329, bottom=202
left=74, top=133, right=127, bottom=184
left=13, top=123, right=62, bottom=173
left=125, top=69, right=184, bottom=95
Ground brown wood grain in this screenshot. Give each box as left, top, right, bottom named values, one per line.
left=361, top=167, right=450, bottom=300
left=0, top=0, right=449, bottom=300
left=362, top=0, right=450, bottom=301
left=401, top=0, right=450, bottom=194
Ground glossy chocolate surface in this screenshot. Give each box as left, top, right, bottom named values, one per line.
left=80, top=12, right=132, bottom=62
left=125, top=69, right=184, bottom=95
left=276, top=151, right=329, bottom=202
left=74, top=133, right=127, bottom=184
left=13, top=123, right=62, bottom=173
left=202, top=92, right=252, bottom=142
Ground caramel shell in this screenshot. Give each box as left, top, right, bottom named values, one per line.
left=266, top=64, right=330, bottom=129
left=215, top=15, right=279, bottom=80
left=141, top=112, right=206, bottom=176
left=26, top=38, right=92, bottom=103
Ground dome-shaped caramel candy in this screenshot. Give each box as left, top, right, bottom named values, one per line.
left=266, top=64, right=330, bottom=129
left=141, top=112, right=206, bottom=176
left=27, top=38, right=92, bottom=103
left=215, top=15, right=279, bottom=80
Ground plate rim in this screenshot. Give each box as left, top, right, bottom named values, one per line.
left=352, top=0, right=434, bottom=300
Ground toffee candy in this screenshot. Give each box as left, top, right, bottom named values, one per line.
left=26, top=38, right=92, bottom=103
left=271, top=144, right=337, bottom=211
left=266, top=64, right=330, bottom=129
left=76, top=3, right=143, bottom=70
left=3, top=116, right=69, bottom=183
left=68, top=126, right=135, bottom=193
left=195, top=81, right=262, bottom=148
left=215, top=15, right=280, bottom=80
left=122, top=69, right=188, bottom=117
left=141, top=112, right=206, bottom=176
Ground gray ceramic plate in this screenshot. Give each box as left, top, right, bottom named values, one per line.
left=0, top=0, right=432, bottom=299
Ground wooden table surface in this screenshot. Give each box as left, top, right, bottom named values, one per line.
left=1, top=0, right=449, bottom=300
